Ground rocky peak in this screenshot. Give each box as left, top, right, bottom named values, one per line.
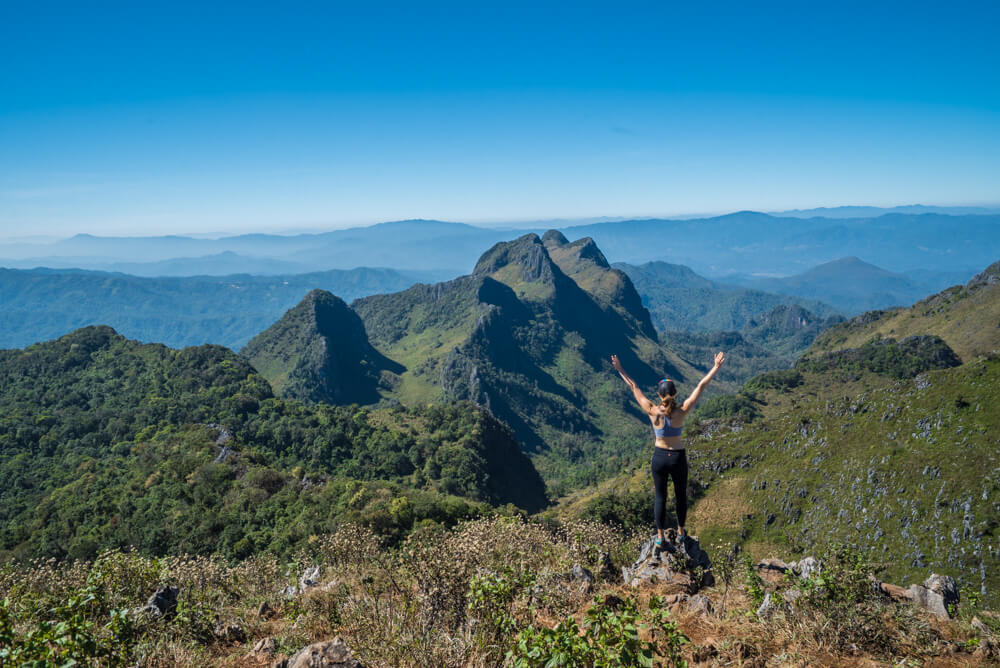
left=473, top=233, right=557, bottom=282
left=540, top=229, right=569, bottom=246
left=241, top=289, right=403, bottom=405
left=544, top=233, right=611, bottom=270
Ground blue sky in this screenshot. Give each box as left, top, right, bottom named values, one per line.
left=1, top=1, right=998, bottom=238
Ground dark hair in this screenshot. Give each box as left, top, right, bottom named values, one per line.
left=657, top=379, right=677, bottom=416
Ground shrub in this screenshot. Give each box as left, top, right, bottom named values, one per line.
left=507, top=594, right=687, bottom=667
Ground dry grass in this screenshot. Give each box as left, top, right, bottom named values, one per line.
left=1, top=518, right=995, bottom=667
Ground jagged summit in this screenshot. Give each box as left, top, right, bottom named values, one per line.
left=351, top=234, right=700, bottom=481
left=241, top=289, right=403, bottom=405
left=543, top=233, right=656, bottom=339
left=540, top=229, right=569, bottom=246
left=543, top=233, right=611, bottom=270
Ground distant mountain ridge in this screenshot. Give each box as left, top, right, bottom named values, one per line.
left=0, top=266, right=442, bottom=350
left=616, top=260, right=840, bottom=332
left=723, top=256, right=932, bottom=314
left=3, top=211, right=997, bottom=282
left=773, top=204, right=1000, bottom=218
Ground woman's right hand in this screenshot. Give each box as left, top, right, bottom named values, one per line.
left=713, top=351, right=726, bottom=369
left=611, top=354, right=623, bottom=372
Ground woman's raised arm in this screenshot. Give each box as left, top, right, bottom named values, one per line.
left=611, top=354, right=656, bottom=414
left=681, top=351, right=726, bottom=413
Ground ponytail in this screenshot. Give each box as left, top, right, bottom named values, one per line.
left=657, top=378, right=678, bottom=417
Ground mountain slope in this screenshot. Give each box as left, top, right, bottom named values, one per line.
left=0, top=326, right=547, bottom=559
left=353, top=232, right=706, bottom=493
left=616, top=260, right=840, bottom=332
left=555, top=259, right=1000, bottom=607
left=241, top=289, right=404, bottom=404
left=813, top=260, right=1000, bottom=361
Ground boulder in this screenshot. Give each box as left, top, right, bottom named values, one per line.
left=135, top=585, right=179, bottom=619
left=791, top=556, right=823, bottom=579
left=595, top=551, right=617, bottom=582
left=687, top=594, right=713, bottom=615
left=273, top=637, right=363, bottom=668
left=252, top=637, right=277, bottom=658
left=300, top=566, right=321, bottom=591
left=923, top=574, right=959, bottom=610
left=905, top=584, right=951, bottom=620
left=756, top=591, right=775, bottom=619
left=214, top=621, right=246, bottom=643
left=570, top=564, right=595, bottom=595
left=622, top=534, right=713, bottom=591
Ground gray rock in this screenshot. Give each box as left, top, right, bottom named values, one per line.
left=275, top=637, right=363, bottom=668
left=756, top=591, right=774, bottom=618
left=687, top=594, right=713, bottom=615
left=623, top=535, right=713, bottom=591
left=135, top=586, right=178, bottom=619
left=923, top=573, right=959, bottom=610
left=252, top=637, right=277, bottom=658
left=793, top=556, right=823, bottom=579
left=214, top=621, right=246, bottom=643
left=570, top=564, right=595, bottom=594
left=906, top=584, right=950, bottom=620
left=595, top=551, right=617, bottom=581
left=300, top=566, right=321, bottom=592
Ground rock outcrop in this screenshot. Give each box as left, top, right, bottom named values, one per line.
left=623, top=534, right=713, bottom=591
left=877, top=573, right=960, bottom=620
left=273, top=637, right=363, bottom=668
left=758, top=557, right=962, bottom=621
left=135, top=585, right=179, bottom=619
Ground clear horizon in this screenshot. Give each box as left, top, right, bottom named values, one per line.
left=0, top=203, right=998, bottom=244
left=2, top=1, right=998, bottom=238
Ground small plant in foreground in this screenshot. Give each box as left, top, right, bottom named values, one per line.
left=507, top=594, right=688, bottom=667
left=741, top=553, right=766, bottom=607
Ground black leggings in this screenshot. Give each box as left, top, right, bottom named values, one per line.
left=651, top=447, right=688, bottom=530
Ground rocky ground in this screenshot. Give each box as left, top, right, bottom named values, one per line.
left=3, top=520, right=998, bottom=667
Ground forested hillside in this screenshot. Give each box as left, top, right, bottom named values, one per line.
left=0, top=326, right=545, bottom=562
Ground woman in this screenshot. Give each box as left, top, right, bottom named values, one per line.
left=611, top=351, right=725, bottom=548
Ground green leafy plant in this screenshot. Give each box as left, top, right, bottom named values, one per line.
left=741, top=554, right=766, bottom=607
left=507, top=594, right=687, bottom=667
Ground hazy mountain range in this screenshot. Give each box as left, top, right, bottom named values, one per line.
left=3, top=210, right=997, bottom=282
left=0, top=266, right=447, bottom=350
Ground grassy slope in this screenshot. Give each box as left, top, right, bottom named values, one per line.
left=813, top=260, right=1000, bottom=362
left=556, top=260, right=1000, bottom=606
